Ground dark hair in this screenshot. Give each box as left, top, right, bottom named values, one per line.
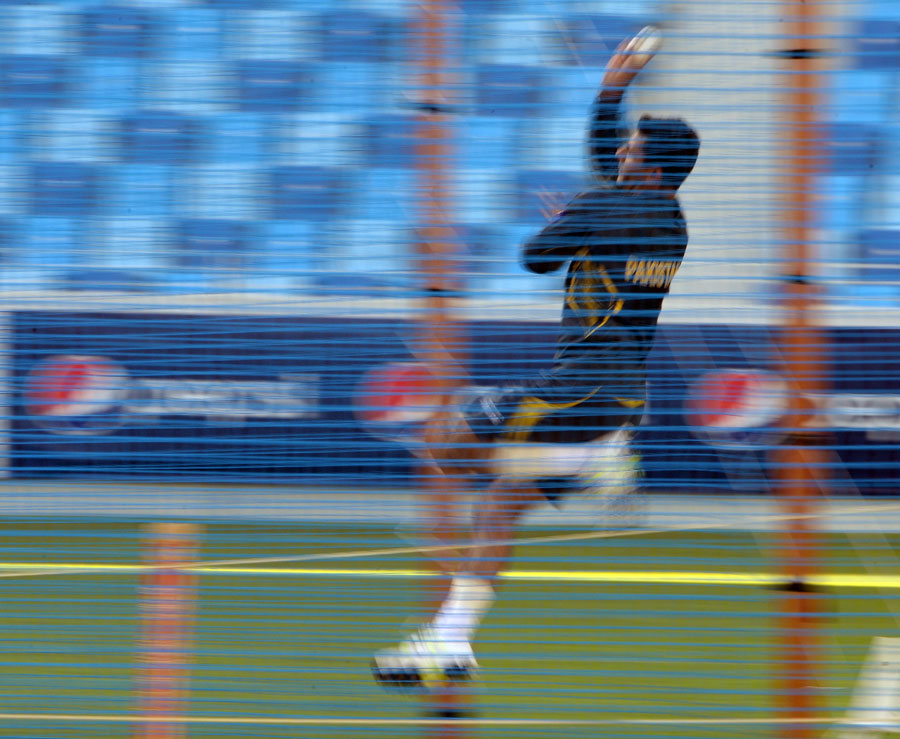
left=637, top=115, right=700, bottom=190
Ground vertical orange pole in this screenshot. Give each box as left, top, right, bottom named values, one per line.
left=135, top=523, right=199, bottom=739
left=775, top=2, right=828, bottom=738
left=414, top=1, right=467, bottom=736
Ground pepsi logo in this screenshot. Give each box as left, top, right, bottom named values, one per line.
left=24, top=355, right=129, bottom=436
left=354, top=362, right=443, bottom=443
left=685, top=368, right=788, bottom=448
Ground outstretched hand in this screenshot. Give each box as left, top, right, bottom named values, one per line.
left=601, top=26, right=662, bottom=93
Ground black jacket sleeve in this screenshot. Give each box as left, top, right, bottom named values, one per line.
left=521, top=191, right=597, bottom=274
left=587, top=91, right=628, bottom=183
left=521, top=91, right=629, bottom=275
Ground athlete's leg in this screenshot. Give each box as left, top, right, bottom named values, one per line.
left=372, top=473, right=546, bottom=689
left=462, top=476, right=544, bottom=578
left=424, top=476, right=543, bottom=657
left=423, top=426, right=642, bottom=659
left=422, top=407, right=485, bottom=476
left=373, top=382, right=639, bottom=688
left=373, top=397, right=548, bottom=688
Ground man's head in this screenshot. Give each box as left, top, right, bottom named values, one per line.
left=616, top=115, right=700, bottom=192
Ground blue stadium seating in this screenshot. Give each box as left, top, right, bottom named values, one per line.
left=257, top=218, right=322, bottom=290
left=258, top=219, right=319, bottom=276
left=546, top=67, right=598, bottom=120
left=61, top=267, right=154, bottom=291
left=312, top=62, right=384, bottom=114
left=0, top=55, right=69, bottom=108
left=271, top=113, right=363, bottom=168
left=157, top=269, right=215, bottom=294
left=104, top=164, right=175, bottom=219
left=830, top=70, right=894, bottom=125
left=819, top=176, right=864, bottom=233
left=203, top=0, right=283, bottom=9
left=866, top=0, right=900, bottom=19
left=353, top=168, right=416, bottom=222
left=162, top=7, right=224, bottom=63
left=229, top=9, right=308, bottom=61
left=0, top=163, right=20, bottom=215
left=93, top=217, right=167, bottom=270
left=235, top=60, right=310, bottom=113
left=75, top=56, right=141, bottom=111
left=81, top=6, right=155, bottom=58
left=0, top=216, right=12, bottom=266
left=467, top=14, right=552, bottom=67
left=854, top=19, right=900, bottom=69
left=203, top=112, right=268, bottom=166
left=475, top=64, right=545, bottom=117
left=365, top=113, right=418, bottom=169
left=0, top=0, right=888, bottom=303
left=4, top=4, right=71, bottom=56
left=269, top=165, right=349, bottom=221
left=457, top=0, right=517, bottom=13
left=31, top=109, right=109, bottom=163
left=452, top=223, right=506, bottom=276
left=457, top=117, right=520, bottom=171
left=454, top=169, right=515, bottom=225
left=0, top=2, right=662, bottom=295
left=318, top=10, right=399, bottom=63
left=19, top=217, right=79, bottom=267
left=825, top=122, right=881, bottom=176
left=0, top=110, right=23, bottom=165
left=29, top=162, right=100, bottom=217
left=119, top=109, right=199, bottom=165
left=176, top=218, right=252, bottom=270
left=181, top=164, right=260, bottom=221
left=525, top=116, right=591, bottom=172
left=147, top=61, right=226, bottom=114
left=23, top=217, right=168, bottom=292
left=316, top=219, right=413, bottom=292
left=858, top=229, right=900, bottom=283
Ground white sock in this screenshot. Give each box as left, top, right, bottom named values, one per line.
left=430, top=575, right=495, bottom=645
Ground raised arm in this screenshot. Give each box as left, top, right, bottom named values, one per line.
left=524, top=28, right=663, bottom=274
left=588, top=26, right=663, bottom=181
left=587, top=91, right=628, bottom=182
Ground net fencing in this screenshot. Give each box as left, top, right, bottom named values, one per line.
left=0, top=0, right=899, bottom=737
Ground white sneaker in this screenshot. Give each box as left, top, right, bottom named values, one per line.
left=371, top=626, right=478, bottom=691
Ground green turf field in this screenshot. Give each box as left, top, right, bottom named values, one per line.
left=0, top=519, right=896, bottom=738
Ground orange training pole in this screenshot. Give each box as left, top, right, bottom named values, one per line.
left=774, top=2, right=829, bottom=738
left=414, top=0, right=468, bottom=735
left=135, top=523, right=200, bottom=739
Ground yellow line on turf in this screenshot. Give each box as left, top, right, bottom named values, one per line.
left=0, top=711, right=846, bottom=726
left=1, top=561, right=900, bottom=588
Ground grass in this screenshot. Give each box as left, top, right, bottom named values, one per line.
left=0, top=519, right=897, bottom=738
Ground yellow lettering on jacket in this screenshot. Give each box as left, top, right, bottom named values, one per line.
left=625, top=256, right=679, bottom=289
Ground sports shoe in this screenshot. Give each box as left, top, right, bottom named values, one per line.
left=583, top=450, right=641, bottom=496
left=371, top=626, right=478, bottom=692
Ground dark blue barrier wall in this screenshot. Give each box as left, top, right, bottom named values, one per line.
left=9, top=312, right=900, bottom=495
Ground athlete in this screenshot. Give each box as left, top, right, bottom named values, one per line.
left=373, top=27, right=700, bottom=690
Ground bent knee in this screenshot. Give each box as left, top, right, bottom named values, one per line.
left=425, top=411, right=489, bottom=474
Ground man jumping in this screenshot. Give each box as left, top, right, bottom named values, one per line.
left=373, top=26, right=700, bottom=690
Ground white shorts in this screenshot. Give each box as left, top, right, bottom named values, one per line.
left=489, top=427, right=638, bottom=498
